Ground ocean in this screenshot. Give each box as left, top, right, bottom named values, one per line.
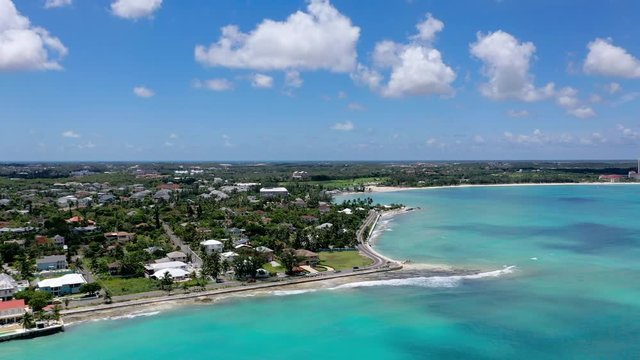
left=3, top=185, right=640, bottom=359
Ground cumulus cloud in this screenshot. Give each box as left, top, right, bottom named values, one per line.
left=617, top=124, right=640, bottom=140
left=44, top=0, right=72, bottom=8
left=354, top=13, right=456, bottom=98
left=133, top=86, right=155, bottom=98
left=62, top=130, right=80, bottom=138
left=169, top=133, right=178, bottom=139
left=0, top=0, right=68, bottom=71
left=555, top=86, right=596, bottom=118
left=507, top=109, right=530, bottom=118
left=503, top=129, right=604, bottom=146
left=195, top=0, right=359, bottom=72
left=605, top=82, right=621, bottom=94
left=347, top=102, right=365, bottom=111
left=470, top=30, right=554, bottom=102
left=251, top=73, right=274, bottom=88
left=111, top=0, right=162, bottom=19
left=192, top=78, right=233, bottom=91
left=583, top=38, right=640, bottom=78
left=472, top=135, right=486, bottom=144
left=567, top=106, right=596, bottom=119
left=222, top=134, right=234, bottom=147
left=331, top=121, right=354, bottom=131
left=425, top=137, right=446, bottom=149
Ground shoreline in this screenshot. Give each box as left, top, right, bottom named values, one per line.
left=361, top=182, right=640, bottom=194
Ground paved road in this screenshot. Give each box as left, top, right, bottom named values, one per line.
left=162, top=222, right=202, bottom=267
left=356, top=210, right=390, bottom=268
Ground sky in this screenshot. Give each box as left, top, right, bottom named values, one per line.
left=1, top=0, right=640, bottom=161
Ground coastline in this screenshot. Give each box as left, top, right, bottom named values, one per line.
left=362, top=182, right=640, bottom=193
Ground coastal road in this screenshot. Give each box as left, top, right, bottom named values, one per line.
left=356, top=211, right=389, bottom=268
left=162, top=222, right=203, bottom=267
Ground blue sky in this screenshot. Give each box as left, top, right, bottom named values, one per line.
left=1, top=0, right=640, bottom=161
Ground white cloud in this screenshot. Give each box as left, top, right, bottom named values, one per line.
left=470, top=30, right=554, bottom=102
left=195, top=0, right=359, bottom=72
left=507, top=109, right=530, bottom=118
left=337, top=91, right=347, bottom=99
left=617, top=124, right=640, bottom=140
left=355, top=13, right=456, bottom=98
left=193, top=78, right=233, bottom=92
left=111, top=0, right=162, bottom=20
left=567, top=106, right=596, bottom=119
left=425, top=137, right=446, bottom=149
left=44, top=0, right=72, bottom=8
left=583, top=38, right=640, bottom=78
left=133, top=86, right=155, bottom=98
left=503, top=129, right=604, bottom=146
left=331, top=120, right=354, bottom=131
left=579, top=132, right=607, bottom=145
left=347, top=102, right=365, bottom=111
left=0, top=0, right=67, bottom=71
left=222, top=134, right=234, bottom=147
left=62, top=130, right=80, bottom=138
left=164, top=141, right=173, bottom=147
left=472, top=135, right=486, bottom=144
left=605, top=82, right=621, bottom=94
left=412, top=13, right=443, bottom=43
left=284, top=70, right=303, bottom=88
left=77, top=141, right=96, bottom=149
left=169, top=133, right=178, bottom=139
left=251, top=73, right=274, bottom=88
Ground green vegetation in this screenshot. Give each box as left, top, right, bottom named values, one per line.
left=318, top=251, right=373, bottom=270
left=98, top=277, right=159, bottom=296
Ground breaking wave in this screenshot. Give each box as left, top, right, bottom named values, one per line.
left=271, top=289, right=318, bottom=296
left=332, top=266, right=517, bottom=290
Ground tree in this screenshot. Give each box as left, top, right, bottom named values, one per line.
left=52, top=305, right=61, bottom=321
left=201, top=252, right=221, bottom=280
left=79, top=282, right=102, bottom=296
left=280, top=249, right=300, bottom=275
left=21, top=311, right=34, bottom=330
left=104, top=289, right=113, bottom=304
left=15, top=289, right=53, bottom=311
left=159, top=271, right=174, bottom=293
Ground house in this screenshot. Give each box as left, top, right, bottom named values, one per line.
left=154, top=189, right=172, bottom=201
left=200, top=239, right=224, bottom=254
left=104, top=231, right=134, bottom=242
left=221, top=251, right=239, bottom=262
left=98, top=194, right=116, bottom=204
left=292, top=171, right=309, bottom=180
left=259, top=187, right=289, bottom=198
left=66, top=216, right=96, bottom=225
left=0, top=299, right=28, bottom=326
left=36, top=255, right=68, bottom=271
left=53, top=234, right=65, bottom=246
left=339, top=208, right=353, bottom=215
left=151, top=268, right=190, bottom=281
left=37, top=274, right=87, bottom=296
left=0, top=199, right=10, bottom=207
left=0, top=273, right=18, bottom=301
left=293, top=198, right=307, bottom=207
left=318, top=202, right=331, bottom=214
left=144, top=261, right=188, bottom=275
left=72, top=225, right=99, bottom=234
left=57, top=195, right=77, bottom=208
left=255, top=246, right=274, bottom=261
left=130, top=190, right=151, bottom=200
left=107, top=261, right=121, bottom=275
left=316, top=222, right=333, bottom=230
left=599, top=174, right=624, bottom=182
left=166, top=251, right=187, bottom=262
left=35, top=235, right=51, bottom=245
left=157, top=183, right=181, bottom=191
left=295, top=249, right=319, bottom=266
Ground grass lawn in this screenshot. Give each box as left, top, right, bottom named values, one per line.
left=98, top=277, right=159, bottom=296
left=262, top=262, right=285, bottom=274
left=318, top=251, right=373, bottom=270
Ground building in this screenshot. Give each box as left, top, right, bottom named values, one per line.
left=53, top=234, right=65, bottom=246
left=598, top=174, right=624, bottom=182
left=259, top=187, right=289, bottom=198
left=292, top=171, right=310, bottom=180
left=144, top=261, right=188, bottom=275
left=0, top=273, right=18, bottom=301
left=166, top=251, right=188, bottom=262
left=295, top=249, right=319, bottom=266
left=255, top=246, right=274, bottom=261
left=36, top=255, right=68, bottom=271
left=200, top=239, right=224, bottom=254
left=0, top=299, right=28, bottom=326
left=35, top=235, right=51, bottom=245
left=37, top=274, right=87, bottom=296
left=221, top=251, right=239, bottom=262
left=151, top=268, right=190, bottom=281
left=104, top=231, right=134, bottom=242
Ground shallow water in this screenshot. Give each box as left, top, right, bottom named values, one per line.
left=3, top=185, right=640, bottom=359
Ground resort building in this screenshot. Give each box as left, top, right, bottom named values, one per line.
left=37, top=274, right=87, bottom=296
left=36, top=255, right=68, bottom=271
left=259, top=187, right=289, bottom=198
left=200, top=239, right=224, bottom=254
left=0, top=273, right=18, bottom=301
left=0, top=299, right=29, bottom=326
left=292, top=171, right=310, bottom=180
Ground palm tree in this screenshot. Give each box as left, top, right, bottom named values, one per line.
left=21, top=311, right=34, bottom=330
left=160, top=272, right=174, bottom=294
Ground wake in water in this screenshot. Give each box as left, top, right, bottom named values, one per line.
left=334, top=266, right=516, bottom=289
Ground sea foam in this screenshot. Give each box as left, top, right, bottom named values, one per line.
left=332, top=266, right=516, bottom=290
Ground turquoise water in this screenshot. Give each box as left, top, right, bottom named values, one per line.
left=3, top=185, right=640, bottom=359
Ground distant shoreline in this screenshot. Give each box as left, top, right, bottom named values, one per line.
left=341, top=182, right=640, bottom=195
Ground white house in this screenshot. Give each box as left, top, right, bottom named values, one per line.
left=166, top=251, right=188, bottom=262
left=0, top=273, right=18, bottom=301
left=37, top=274, right=87, bottom=296
left=221, top=251, right=239, bottom=262
left=151, top=268, right=190, bottom=281
left=144, top=261, right=188, bottom=275
left=200, top=239, right=224, bottom=254
left=259, top=187, right=289, bottom=197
